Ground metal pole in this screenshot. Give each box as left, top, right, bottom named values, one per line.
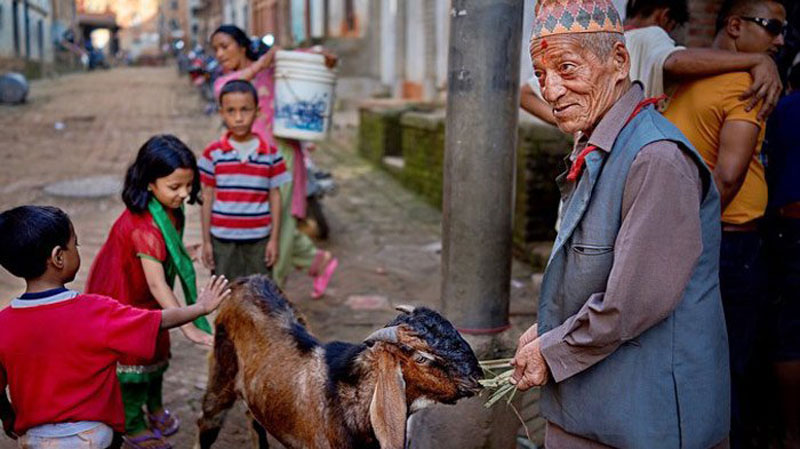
left=442, top=0, right=523, bottom=334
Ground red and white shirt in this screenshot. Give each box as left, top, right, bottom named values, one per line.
left=0, top=290, right=161, bottom=434
left=198, top=132, right=291, bottom=241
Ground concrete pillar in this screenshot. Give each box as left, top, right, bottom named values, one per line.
left=442, top=0, right=522, bottom=335
left=407, top=1, right=525, bottom=448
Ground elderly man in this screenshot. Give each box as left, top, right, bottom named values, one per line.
left=510, top=1, right=730, bottom=448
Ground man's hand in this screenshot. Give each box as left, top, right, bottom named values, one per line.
left=514, top=323, right=538, bottom=360
left=202, top=241, right=215, bottom=271
left=265, top=238, right=279, bottom=268
left=743, top=54, right=782, bottom=121
left=196, top=274, right=230, bottom=315
left=510, top=338, right=549, bottom=391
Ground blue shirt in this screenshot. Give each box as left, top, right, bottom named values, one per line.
left=764, top=92, right=800, bottom=210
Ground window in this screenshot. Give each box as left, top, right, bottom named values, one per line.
left=171, top=0, right=178, bottom=10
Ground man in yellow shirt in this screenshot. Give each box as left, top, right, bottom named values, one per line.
left=663, top=0, right=786, bottom=447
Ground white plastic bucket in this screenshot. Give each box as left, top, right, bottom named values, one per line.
left=273, top=50, right=337, bottom=141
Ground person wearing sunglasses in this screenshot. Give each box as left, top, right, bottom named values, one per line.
left=663, top=0, right=786, bottom=448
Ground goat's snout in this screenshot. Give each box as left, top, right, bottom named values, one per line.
left=458, top=376, right=483, bottom=397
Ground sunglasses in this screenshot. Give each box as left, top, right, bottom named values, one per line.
left=740, top=16, right=788, bottom=36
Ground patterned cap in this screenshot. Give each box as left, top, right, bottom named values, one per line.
left=532, top=0, right=623, bottom=39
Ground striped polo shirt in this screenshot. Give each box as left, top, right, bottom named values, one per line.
left=198, top=132, right=291, bottom=241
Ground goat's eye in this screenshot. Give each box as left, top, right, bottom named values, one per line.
left=413, top=353, right=432, bottom=365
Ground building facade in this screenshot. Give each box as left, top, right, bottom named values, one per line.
left=0, top=0, right=55, bottom=72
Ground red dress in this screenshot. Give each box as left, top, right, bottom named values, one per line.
left=86, top=209, right=174, bottom=372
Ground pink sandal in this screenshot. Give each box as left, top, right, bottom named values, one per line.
left=312, top=257, right=338, bottom=299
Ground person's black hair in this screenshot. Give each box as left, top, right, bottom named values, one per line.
left=626, top=0, right=690, bottom=26
left=716, top=0, right=784, bottom=33
left=219, top=79, right=259, bottom=105
left=212, top=24, right=258, bottom=61
left=0, top=205, right=73, bottom=279
left=122, top=134, right=201, bottom=213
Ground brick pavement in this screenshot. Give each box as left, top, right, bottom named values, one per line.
left=0, top=67, right=540, bottom=448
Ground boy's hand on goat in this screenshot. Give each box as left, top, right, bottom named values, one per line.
left=197, top=274, right=231, bottom=315
left=264, top=239, right=278, bottom=267
left=202, top=242, right=215, bottom=270
left=182, top=323, right=214, bottom=347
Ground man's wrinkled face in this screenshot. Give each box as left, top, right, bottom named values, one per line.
left=531, top=34, right=628, bottom=135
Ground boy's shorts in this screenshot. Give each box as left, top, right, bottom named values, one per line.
left=18, top=423, right=113, bottom=449
left=212, top=236, right=273, bottom=281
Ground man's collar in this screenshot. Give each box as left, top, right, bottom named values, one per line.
left=219, top=131, right=270, bottom=154
left=584, top=82, right=645, bottom=153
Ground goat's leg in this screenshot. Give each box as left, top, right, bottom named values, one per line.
left=197, top=324, right=239, bottom=449
left=250, top=419, right=270, bottom=449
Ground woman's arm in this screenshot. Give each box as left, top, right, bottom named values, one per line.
left=140, top=257, right=214, bottom=346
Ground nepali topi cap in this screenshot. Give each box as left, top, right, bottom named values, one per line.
left=532, top=0, right=623, bottom=39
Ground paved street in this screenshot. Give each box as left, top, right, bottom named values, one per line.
left=0, top=66, right=539, bottom=448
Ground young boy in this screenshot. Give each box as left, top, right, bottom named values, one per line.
left=0, top=205, right=230, bottom=448
left=198, top=79, right=290, bottom=280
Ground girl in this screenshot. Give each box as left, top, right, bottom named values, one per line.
left=86, top=135, right=212, bottom=449
left=207, top=25, right=338, bottom=297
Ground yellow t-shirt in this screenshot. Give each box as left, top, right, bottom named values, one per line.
left=663, top=72, right=767, bottom=224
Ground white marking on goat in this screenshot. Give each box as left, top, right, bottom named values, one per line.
left=409, top=396, right=436, bottom=413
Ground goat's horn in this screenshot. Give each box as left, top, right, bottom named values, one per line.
left=364, top=326, right=399, bottom=344
left=395, top=305, right=415, bottom=314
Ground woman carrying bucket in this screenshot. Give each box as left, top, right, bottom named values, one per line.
left=209, top=25, right=338, bottom=298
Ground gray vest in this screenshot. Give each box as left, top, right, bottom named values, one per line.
left=539, top=107, right=730, bottom=448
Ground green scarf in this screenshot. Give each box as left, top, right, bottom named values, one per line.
left=148, top=198, right=212, bottom=334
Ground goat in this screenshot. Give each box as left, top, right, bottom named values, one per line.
left=197, top=275, right=483, bottom=449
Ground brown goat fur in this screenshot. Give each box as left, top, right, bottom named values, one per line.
left=197, top=275, right=482, bottom=449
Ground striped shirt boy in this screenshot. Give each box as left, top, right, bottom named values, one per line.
left=198, top=132, right=291, bottom=241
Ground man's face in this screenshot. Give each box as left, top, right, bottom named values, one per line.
left=531, top=34, right=629, bottom=135
left=733, top=1, right=786, bottom=56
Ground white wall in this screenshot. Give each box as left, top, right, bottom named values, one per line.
left=310, top=0, right=324, bottom=38
left=434, top=0, right=448, bottom=89
left=404, top=0, right=424, bottom=84
left=379, top=0, right=396, bottom=86
left=0, top=0, right=16, bottom=58
left=0, top=0, right=52, bottom=62
left=222, top=0, right=248, bottom=32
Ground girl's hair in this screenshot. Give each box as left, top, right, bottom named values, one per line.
left=122, top=134, right=202, bottom=212
left=212, top=25, right=257, bottom=61
left=219, top=79, right=259, bottom=105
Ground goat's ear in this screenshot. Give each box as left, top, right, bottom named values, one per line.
left=369, top=352, right=407, bottom=449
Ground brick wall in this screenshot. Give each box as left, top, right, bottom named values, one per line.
left=686, top=0, right=724, bottom=47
